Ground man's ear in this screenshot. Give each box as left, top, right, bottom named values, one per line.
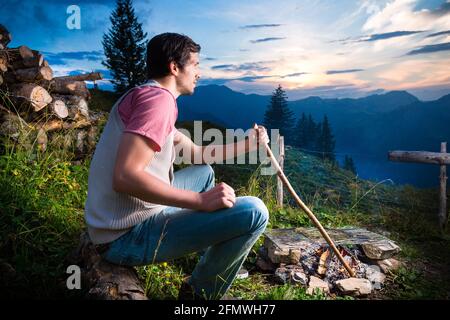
left=169, top=61, right=179, bottom=76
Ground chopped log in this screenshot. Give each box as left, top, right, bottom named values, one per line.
left=2, top=72, right=16, bottom=84
left=66, top=232, right=148, bottom=300
left=0, top=113, right=31, bottom=137
left=2, top=46, right=44, bottom=69
left=68, top=97, right=89, bottom=121
left=10, top=83, right=52, bottom=112
left=40, top=119, right=64, bottom=132
left=49, top=98, right=69, bottom=119
left=86, top=126, right=98, bottom=151
left=48, top=79, right=90, bottom=99
left=76, top=130, right=87, bottom=155
left=52, top=94, right=89, bottom=120
left=55, top=72, right=102, bottom=82
left=39, top=118, right=92, bottom=133
left=11, top=53, right=44, bottom=70
left=0, top=24, right=12, bottom=48
left=8, top=66, right=53, bottom=82
left=0, top=55, right=7, bottom=72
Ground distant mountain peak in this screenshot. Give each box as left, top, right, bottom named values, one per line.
left=382, top=90, right=418, bottom=100
left=437, top=93, right=450, bottom=103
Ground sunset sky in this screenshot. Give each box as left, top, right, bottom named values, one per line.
left=3, top=0, right=450, bottom=100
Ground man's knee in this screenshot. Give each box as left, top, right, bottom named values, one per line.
left=238, top=196, right=269, bottom=231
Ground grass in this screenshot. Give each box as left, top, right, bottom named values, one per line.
left=0, top=108, right=449, bottom=299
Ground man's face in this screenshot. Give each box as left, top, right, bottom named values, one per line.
left=176, top=52, right=201, bottom=96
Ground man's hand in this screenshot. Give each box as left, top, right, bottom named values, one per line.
left=196, top=182, right=236, bottom=212
left=248, top=124, right=270, bottom=152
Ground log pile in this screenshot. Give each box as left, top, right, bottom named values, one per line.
left=66, top=232, right=148, bottom=300
left=0, top=24, right=104, bottom=157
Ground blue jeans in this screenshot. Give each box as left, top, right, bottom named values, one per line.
left=103, top=164, right=269, bottom=299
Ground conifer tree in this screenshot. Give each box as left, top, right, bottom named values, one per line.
left=343, top=155, right=356, bottom=174
left=317, top=115, right=335, bottom=161
left=294, top=113, right=308, bottom=148
left=263, top=85, right=295, bottom=142
left=102, top=0, right=148, bottom=93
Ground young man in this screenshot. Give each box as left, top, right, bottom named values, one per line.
left=84, top=33, right=270, bottom=300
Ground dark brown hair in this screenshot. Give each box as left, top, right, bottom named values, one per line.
left=146, top=33, right=201, bottom=79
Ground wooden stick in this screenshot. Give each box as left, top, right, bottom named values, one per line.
left=254, top=123, right=355, bottom=277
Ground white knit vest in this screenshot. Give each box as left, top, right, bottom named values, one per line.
left=84, top=81, right=176, bottom=244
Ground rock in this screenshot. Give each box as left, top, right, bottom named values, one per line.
left=335, top=278, right=372, bottom=296
left=307, top=276, right=330, bottom=295
left=376, top=258, right=403, bottom=273
left=292, top=271, right=308, bottom=286
left=365, top=265, right=385, bottom=290
left=274, top=267, right=289, bottom=284
left=289, top=249, right=301, bottom=264
left=274, top=265, right=307, bottom=285
left=255, top=257, right=276, bottom=272
left=361, top=241, right=400, bottom=260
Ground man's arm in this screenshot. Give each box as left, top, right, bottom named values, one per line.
left=113, top=132, right=236, bottom=211
left=174, top=126, right=268, bottom=164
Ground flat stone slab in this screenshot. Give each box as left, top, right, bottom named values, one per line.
left=335, top=278, right=372, bottom=296
left=263, top=227, right=400, bottom=264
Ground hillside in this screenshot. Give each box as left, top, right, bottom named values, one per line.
left=1, top=114, right=449, bottom=299
left=179, top=86, right=450, bottom=187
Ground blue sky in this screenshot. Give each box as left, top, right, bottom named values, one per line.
left=3, top=0, right=450, bottom=100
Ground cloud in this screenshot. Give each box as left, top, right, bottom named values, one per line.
left=363, top=0, right=450, bottom=34
left=199, top=74, right=274, bottom=85
left=406, top=42, right=450, bottom=55
left=326, top=69, right=364, bottom=75
left=68, top=68, right=111, bottom=79
left=359, top=30, right=424, bottom=41
left=280, top=72, right=308, bottom=78
left=333, top=30, right=424, bottom=44
left=239, top=24, right=282, bottom=29
left=43, top=50, right=104, bottom=65
left=237, top=75, right=273, bottom=82
left=211, top=62, right=272, bottom=72
left=199, top=71, right=309, bottom=85
left=250, top=37, right=286, bottom=43
left=426, top=30, right=450, bottom=37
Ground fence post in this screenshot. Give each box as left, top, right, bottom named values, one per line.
left=277, top=136, right=285, bottom=207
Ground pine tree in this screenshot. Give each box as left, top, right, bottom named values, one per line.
left=263, top=85, right=295, bottom=142
left=317, top=115, right=335, bottom=161
left=343, top=155, right=356, bottom=174
left=306, top=114, right=318, bottom=151
left=294, top=113, right=308, bottom=148
left=102, top=0, right=148, bottom=93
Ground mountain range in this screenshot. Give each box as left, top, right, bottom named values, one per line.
left=178, top=85, right=450, bottom=187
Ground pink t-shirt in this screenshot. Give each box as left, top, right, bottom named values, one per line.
left=118, top=86, right=178, bottom=152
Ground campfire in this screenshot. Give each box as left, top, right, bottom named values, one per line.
left=257, top=227, right=402, bottom=296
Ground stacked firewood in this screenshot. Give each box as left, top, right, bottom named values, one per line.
left=0, top=24, right=105, bottom=157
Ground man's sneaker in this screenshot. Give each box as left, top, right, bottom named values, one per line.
left=235, top=267, right=249, bottom=280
